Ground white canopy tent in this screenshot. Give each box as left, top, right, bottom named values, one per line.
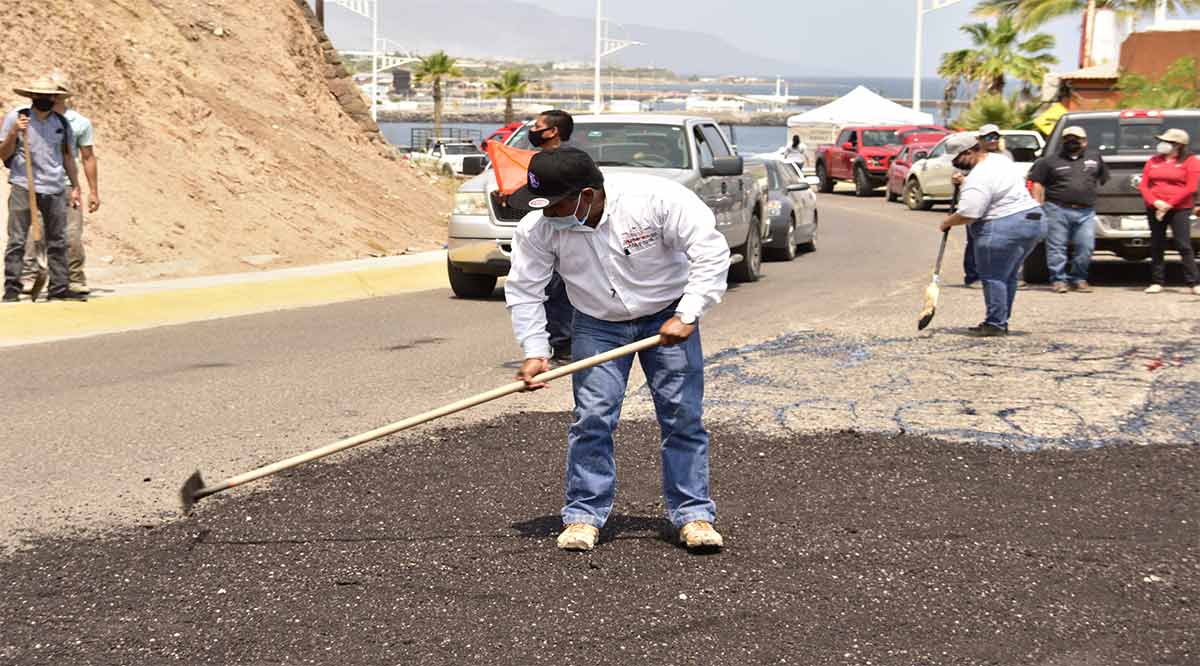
left=786, top=85, right=934, bottom=127
left=783, top=86, right=935, bottom=171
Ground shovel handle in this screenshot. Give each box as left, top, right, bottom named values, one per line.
left=190, top=335, right=665, bottom=501
left=932, top=229, right=949, bottom=278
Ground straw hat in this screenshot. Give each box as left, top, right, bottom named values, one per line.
left=13, top=75, right=71, bottom=98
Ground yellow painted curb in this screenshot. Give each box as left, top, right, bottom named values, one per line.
left=0, top=260, right=450, bottom=348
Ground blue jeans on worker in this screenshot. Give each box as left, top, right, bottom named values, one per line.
left=972, top=207, right=1047, bottom=329
left=1043, top=202, right=1096, bottom=285
left=545, top=272, right=575, bottom=355
left=563, top=303, right=715, bottom=530
left=963, top=228, right=979, bottom=284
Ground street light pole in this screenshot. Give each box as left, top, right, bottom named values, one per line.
left=593, top=0, right=603, bottom=114
left=912, top=0, right=962, bottom=113
left=371, top=0, right=379, bottom=122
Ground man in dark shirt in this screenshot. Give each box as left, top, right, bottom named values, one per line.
left=1028, top=126, right=1110, bottom=293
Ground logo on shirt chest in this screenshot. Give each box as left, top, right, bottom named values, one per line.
left=619, top=225, right=659, bottom=256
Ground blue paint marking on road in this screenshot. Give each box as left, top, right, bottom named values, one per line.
left=684, top=323, right=1199, bottom=452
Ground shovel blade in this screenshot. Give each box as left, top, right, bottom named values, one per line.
left=180, top=471, right=205, bottom=514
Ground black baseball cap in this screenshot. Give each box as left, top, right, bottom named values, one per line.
left=508, top=148, right=604, bottom=212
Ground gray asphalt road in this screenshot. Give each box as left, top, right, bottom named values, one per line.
left=3, top=191, right=1196, bottom=549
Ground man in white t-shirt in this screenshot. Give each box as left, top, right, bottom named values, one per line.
left=777, top=134, right=807, bottom=172
left=938, top=133, right=1046, bottom=336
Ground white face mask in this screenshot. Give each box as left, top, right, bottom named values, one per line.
left=1156, top=142, right=1175, bottom=156
left=543, top=192, right=592, bottom=231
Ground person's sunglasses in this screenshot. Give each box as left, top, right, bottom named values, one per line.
left=981, top=133, right=1001, bottom=141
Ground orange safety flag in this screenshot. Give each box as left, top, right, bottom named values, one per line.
left=486, top=142, right=537, bottom=195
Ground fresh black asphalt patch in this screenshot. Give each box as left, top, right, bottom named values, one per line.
left=2, top=413, right=1196, bottom=665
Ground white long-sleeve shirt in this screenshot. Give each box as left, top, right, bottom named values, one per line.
left=505, top=173, right=731, bottom=359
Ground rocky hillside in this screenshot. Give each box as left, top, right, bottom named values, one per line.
left=0, top=0, right=451, bottom=281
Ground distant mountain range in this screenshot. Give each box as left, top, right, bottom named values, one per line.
left=316, top=0, right=814, bottom=77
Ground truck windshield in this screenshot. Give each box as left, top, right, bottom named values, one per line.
left=861, top=130, right=900, bottom=147
left=508, top=123, right=691, bottom=169
left=1065, top=117, right=1200, bottom=156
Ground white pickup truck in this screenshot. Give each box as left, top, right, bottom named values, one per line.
left=413, top=141, right=486, bottom=177
left=445, top=114, right=770, bottom=298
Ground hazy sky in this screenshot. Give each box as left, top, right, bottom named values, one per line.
left=523, top=0, right=1200, bottom=76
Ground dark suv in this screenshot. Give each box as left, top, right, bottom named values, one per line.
left=1024, top=109, right=1200, bottom=282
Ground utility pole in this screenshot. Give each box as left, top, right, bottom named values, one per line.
left=912, top=0, right=962, bottom=113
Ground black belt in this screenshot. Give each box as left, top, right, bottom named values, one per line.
left=1048, top=201, right=1092, bottom=209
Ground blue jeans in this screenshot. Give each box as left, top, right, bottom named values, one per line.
left=564, top=304, right=715, bottom=529
left=963, top=227, right=979, bottom=284
left=1043, top=202, right=1096, bottom=284
left=545, top=272, right=575, bottom=353
left=972, top=208, right=1047, bottom=329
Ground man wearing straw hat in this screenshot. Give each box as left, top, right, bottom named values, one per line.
left=22, top=74, right=99, bottom=295
left=1, top=75, right=82, bottom=302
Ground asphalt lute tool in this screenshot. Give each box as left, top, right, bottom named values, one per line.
left=20, top=110, right=49, bottom=301
left=180, top=334, right=664, bottom=512
left=917, top=230, right=949, bottom=331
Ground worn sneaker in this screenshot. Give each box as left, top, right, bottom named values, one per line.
left=679, top=520, right=723, bottom=551
left=1052, top=281, right=1069, bottom=294
left=963, top=281, right=981, bottom=289
left=967, top=323, right=1008, bottom=337
left=1071, top=281, right=1093, bottom=293
left=1145, top=284, right=1164, bottom=294
left=556, top=523, right=599, bottom=551
left=2, top=291, right=18, bottom=303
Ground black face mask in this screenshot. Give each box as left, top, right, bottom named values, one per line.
left=31, top=98, right=54, bottom=112
left=1063, top=140, right=1083, bottom=154
left=529, top=127, right=552, bottom=148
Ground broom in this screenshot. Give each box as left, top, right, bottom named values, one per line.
left=917, top=230, right=949, bottom=331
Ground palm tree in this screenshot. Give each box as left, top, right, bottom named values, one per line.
left=954, top=93, right=1043, bottom=130
left=485, top=70, right=529, bottom=125
left=938, top=16, right=1058, bottom=102
left=413, top=51, right=462, bottom=140
left=974, top=0, right=1200, bottom=29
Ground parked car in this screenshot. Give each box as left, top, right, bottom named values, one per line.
left=1022, top=108, right=1200, bottom=282
left=755, top=157, right=820, bottom=261
left=814, top=125, right=949, bottom=197
left=416, top=141, right=486, bottom=177
left=446, top=115, right=770, bottom=298
left=902, top=129, right=1045, bottom=211
left=482, top=121, right=524, bottom=149
left=885, top=143, right=937, bottom=203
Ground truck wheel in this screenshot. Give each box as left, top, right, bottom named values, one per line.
left=1022, top=242, right=1050, bottom=284
left=853, top=165, right=873, bottom=197
left=816, top=162, right=834, bottom=193
left=441, top=164, right=455, bottom=177
left=765, top=218, right=797, bottom=262
left=904, top=179, right=932, bottom=211
left=729, top=217, right=763, bottom=282
left=447, top=258, right=498, bottom=298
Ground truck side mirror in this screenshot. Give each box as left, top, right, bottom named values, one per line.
left=460, top=155, right=488, bottom=176
left=842, top=142, right=854, bottom=151
left=914, top=151, right=928, bottom=161
left=701, top=156, right=743, bottom=177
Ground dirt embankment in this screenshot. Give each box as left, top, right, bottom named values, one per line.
left=0, top=0, right=452, bottom=282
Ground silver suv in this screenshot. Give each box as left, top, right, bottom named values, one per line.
left=446, top=114, right=769, bottom=298
left=1023, top=109, right=1200, bottom=282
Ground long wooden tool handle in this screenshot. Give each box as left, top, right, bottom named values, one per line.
left=22, top=124, right=41, bottom=241
left=932, top=229, right=949, bottom=279
left=193, top=334, right=665, bottom=500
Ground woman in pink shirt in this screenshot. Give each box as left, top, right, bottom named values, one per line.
left=1139, top=128, right=1200, bottom=295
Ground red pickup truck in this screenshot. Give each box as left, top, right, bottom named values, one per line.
left=815, top=125, right=948, bottom=196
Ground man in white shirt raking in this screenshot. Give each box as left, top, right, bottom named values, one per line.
left=505, top=149, right=731, bottom=553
